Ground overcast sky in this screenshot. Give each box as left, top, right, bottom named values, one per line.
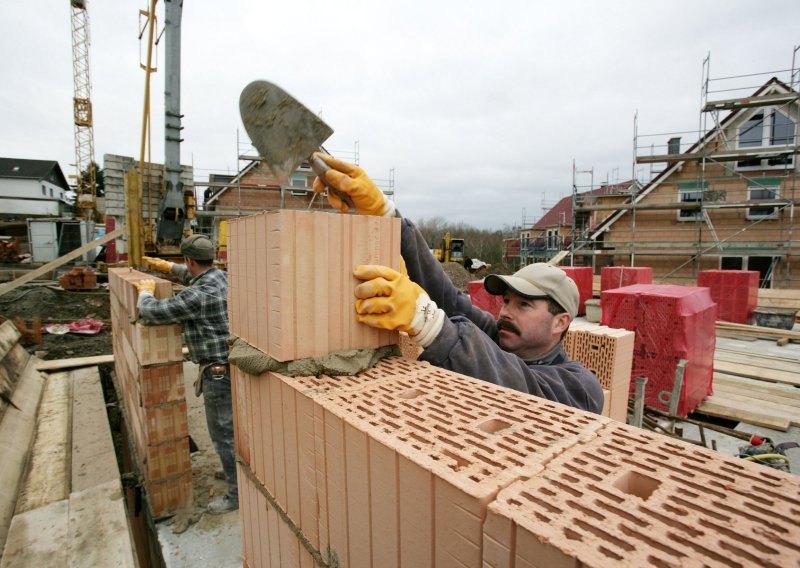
left=2, top=1, right=798, bottom=230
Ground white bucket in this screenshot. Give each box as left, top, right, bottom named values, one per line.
left=585, top=299, right=601, bottom=323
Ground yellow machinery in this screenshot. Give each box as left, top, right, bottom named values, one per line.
left=432, top=232, right=466, bottom=265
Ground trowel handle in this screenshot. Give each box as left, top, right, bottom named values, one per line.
left=311, top=154, right=356, bottom=210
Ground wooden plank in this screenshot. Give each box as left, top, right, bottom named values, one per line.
left=0, top=226, right=125, bottom=298
left=35, top=347, right=188, bottom=372
left=0, top=320, right=22, bottom=362
left=0, top=499, right=69, bottom=567
left=695, top=400, right=791, bottom=431
left=713, top=360, right=800, bottom=387
left=716, top=321, right=800, bottom=342
left=714, top=350, right=800, bottom=374
left=71, top=367, right=119, bottom=492
left=67, top=480, right=137, bottom=568
left=0, top=359, right=46, bottom=553
left=14, top=372, right=72, bottom=513
left=716, top=346, right=800, bottom=366
left=707, top=389, right=800, bottom=423
left=713, top=382, right=800, bottom=411
left=714, top=373, right=800, bottom=401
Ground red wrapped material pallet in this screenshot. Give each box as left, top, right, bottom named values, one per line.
left=467, top=280, right=503, bottom=318
left=601, top=284, right=716, bottom=416
left=600, top=266, right=653, bottom=292
left=559, top=266, right=592, bottom=316
left=697, top=269, right=758, bottom=324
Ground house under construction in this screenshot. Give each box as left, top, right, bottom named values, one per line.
left=513, top=51, right=800, bottom=289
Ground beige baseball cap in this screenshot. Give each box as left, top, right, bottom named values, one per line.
left=180, top=234, right=215, bottom=261
left=484, top=263, right=579, bottom=318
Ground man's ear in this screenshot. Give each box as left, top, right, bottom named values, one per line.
left=552, top=312, right=571, bottom=335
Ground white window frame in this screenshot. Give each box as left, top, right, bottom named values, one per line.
left=746, top=183, right=780, bottom=220
left=735, top=107, right=796, bottom=171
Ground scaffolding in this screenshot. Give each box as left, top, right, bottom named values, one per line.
left=571, top=47, right=800, bottom=287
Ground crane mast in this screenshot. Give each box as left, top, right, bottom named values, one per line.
left=70, top=0, right=97, bottom=219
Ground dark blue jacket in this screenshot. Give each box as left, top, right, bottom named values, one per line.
left=401, top=218, right=604, bottom=413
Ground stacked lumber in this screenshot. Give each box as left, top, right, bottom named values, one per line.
left=758, top=288, right=800, bottom=321
left=716, top=320, right=800, bottom=343
left=697, top=373, right=800, bottom=431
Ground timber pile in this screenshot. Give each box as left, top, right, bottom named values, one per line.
left=0, top=319, right=135, bottom=565
left=697, top=373, right=800, bottom=431
left=758, top=288, right=800, bottom=321
left=716, top=320, right=800, bottom=343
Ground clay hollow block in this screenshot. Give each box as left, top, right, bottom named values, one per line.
left=227, top=210, right=402, bottom=362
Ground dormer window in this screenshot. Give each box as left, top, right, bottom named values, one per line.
left=736, top=108, right=796, bottom=170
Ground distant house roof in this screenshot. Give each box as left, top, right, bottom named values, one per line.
left=532, top=181, right=635, bottom=231
left=0, top=158, right=70, bottom=189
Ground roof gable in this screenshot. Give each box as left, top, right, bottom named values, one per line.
left=0, top=158, right=70, bottom=189
left=589, top=77, right=797, bottom=240
left=532, top=181, right=635, bottom=231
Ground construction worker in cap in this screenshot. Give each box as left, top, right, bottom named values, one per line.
left=134, top=235, right=238, bottom=514
left=312, top=153, right=603, bottom=413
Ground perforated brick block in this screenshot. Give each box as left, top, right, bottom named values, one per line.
left=485, top=421, right=800, bottom=567
left=227, top=210, right=401, bottom=361
left=132, top=322, right=183, bottom=366
left=143, top=437, right=191, bottom=481
left=147, top=470, right=192, bottom=518
left=600, top=266, right=653, bottom=292
left=697, top=269, right=759, bottom=324
left=108, top=267, right=174, bottom=320
left=559, top=266, right=593, bottom=315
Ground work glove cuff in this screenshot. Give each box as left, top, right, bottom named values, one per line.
left=136, top=290, right=154, bottom=309
left=408, top=295, right=445, bottom=349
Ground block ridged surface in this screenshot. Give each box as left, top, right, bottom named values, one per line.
left=227, top=210, right=402, bottom=361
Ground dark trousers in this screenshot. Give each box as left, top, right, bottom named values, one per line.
left=202, top=366, right=238, bottom=500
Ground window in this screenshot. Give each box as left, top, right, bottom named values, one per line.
left=736, top=108, right=796, bottom=170
left=42, top=185, right=47, bottom=196
left=746, top=182, right=780, bottom=220
left=49, top=188, right=53, bottom=197
left=677, top=181, right=707, bottom=221
left=289, top=176, right=308, bottom=196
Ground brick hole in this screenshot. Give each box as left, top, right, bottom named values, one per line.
left=442, top=449, right=470, bottom=471
left=597, top=546, right=623, bottom=560
left=646, top=555, right=680, bottom=568
left=396, top=387, right=424, bottom=400
left=613, top=470, right=661, bottom=501
left=496, top=441, right=528, bottom=459
left=617, top=523, right=683, bottom=557
left=563, top=527, right=583, bottom=542
left=672, top=496, right=731, bottom=522
left=475, top=418, right=513, bottom=434
left=472, top=452, right=502, bottom=469
left=575, top=519, right=636, bottom=552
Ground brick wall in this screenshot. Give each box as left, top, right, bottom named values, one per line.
left=109, top=268, right=191, bottom=517
left=233, top=359, right=800, bottom=567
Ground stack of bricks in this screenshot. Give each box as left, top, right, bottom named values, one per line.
left=600, top=266, right=653, bottom=292
left=602, top=284, right=717, bottom=416
left=563, top=321, right=635, bottom=422
left=233, top=360, right=800, bottom=568
left=229, top=210, right=800, bottom=567
left=59, top=267, right=97, bottom=290
left=697, top=269, right=759, bottom=324
left=108, top=268, right=191, bottom=517
left=559, top=266, right=593, bottom=316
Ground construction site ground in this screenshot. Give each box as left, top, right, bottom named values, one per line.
left=2, top=279, right=799, bottom=565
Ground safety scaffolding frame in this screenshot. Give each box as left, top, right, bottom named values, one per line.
left=571, top=46, right=800, bottom=287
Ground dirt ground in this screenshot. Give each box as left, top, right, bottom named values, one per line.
left=0, top=284, right=113, bottom=360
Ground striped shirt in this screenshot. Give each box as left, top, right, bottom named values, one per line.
left=138, top=265, right=230, bottom=364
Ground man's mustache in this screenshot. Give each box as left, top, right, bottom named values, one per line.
left=497, top=319, right=521, bottom=336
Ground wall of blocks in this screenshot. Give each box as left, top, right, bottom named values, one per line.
left=232, top=359, right=800, bottom=568
left=109, top=268, right=191, bottom=517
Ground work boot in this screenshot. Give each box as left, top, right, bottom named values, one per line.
left=207, top=494, right=239, bottom=515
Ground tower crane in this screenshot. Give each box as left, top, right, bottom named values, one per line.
left=70, top=0, right=97, bottom=219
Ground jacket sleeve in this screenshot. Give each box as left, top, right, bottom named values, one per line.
left=400, top=218, right=490, bottom=321
left=421, top=316, right=605, bottom=414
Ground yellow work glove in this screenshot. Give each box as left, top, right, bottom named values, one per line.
left=141, top=256, right=174, bottom=273
left=135, top=278, right=156, bottom=297
left=312, top=153, right=396, bottom=217
left=353, top=265, right=444, bottom=348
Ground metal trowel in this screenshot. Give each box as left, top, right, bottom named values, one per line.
left=239, top=80, right=353, bottom=208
